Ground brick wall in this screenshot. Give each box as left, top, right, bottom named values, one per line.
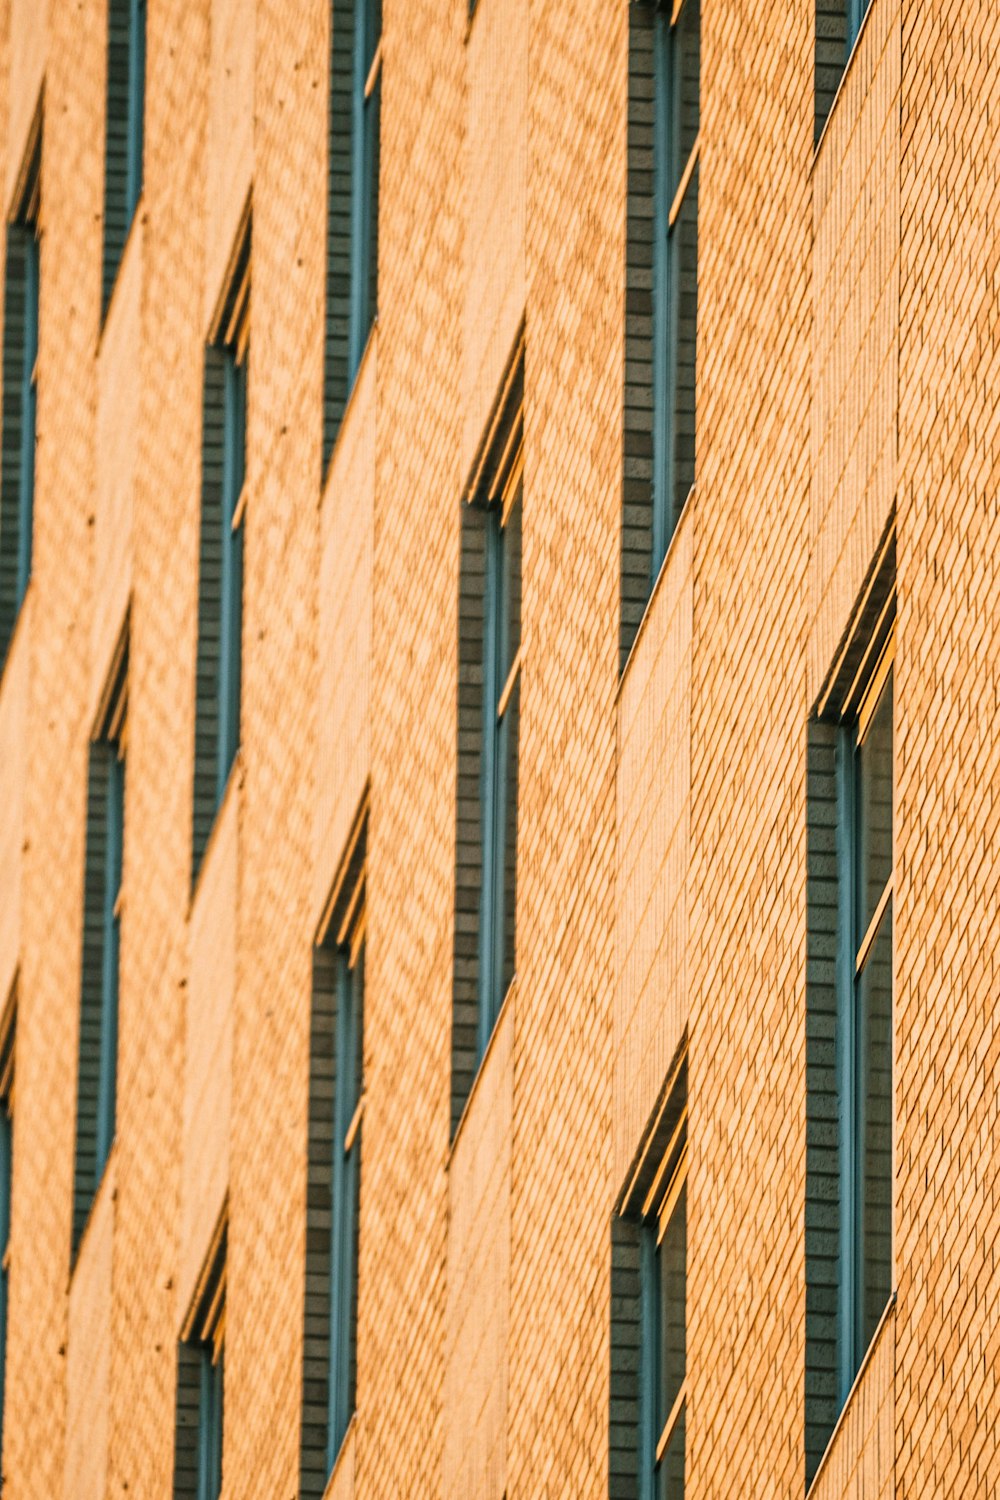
left=0, top=0, right=997, bottom=1497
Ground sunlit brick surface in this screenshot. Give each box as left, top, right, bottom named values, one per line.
left=0, top=0, right=996, bottom=1495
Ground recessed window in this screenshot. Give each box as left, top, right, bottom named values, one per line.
left=102, top=0, right=146, bottom=310
left=0, top=127, right=41, bottom=665
left=73, top=635, right=128, bottom=1251
left=451, top=347, right=523, bottom=1130
left=805, top=532, right=895, bottom=1480
left=322, top=0, right=382, bottom=467
left=192, top=228, right=250, bottom=880
left=621, top=0, right=699, bottom=665
left=611, top=1050, right=688, bottom=1499
left=301, top=807, right=367, bottom=1492
left=175, top=1220, right=226, bottom=1500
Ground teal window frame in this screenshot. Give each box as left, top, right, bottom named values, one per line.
left=322, top=0, right=381, bottom=466
left=845, top=0, right=872, bottom=53
left=834, top=630, right=894, bottom=1403
left=197, top=1342, right=224, bottom=1500
left=326, top=924, right=364, bottom=1471
left=476, top=470, right=521, bottom=1060
left=216, top=346, right=246, bottom=805
left=347, top=0, right=381, bottom=381
left=95, top=745, right=124, bottom=1174
left=102, top=0, right=146, bottom=310
left=651, top=0, right=699, bottom=579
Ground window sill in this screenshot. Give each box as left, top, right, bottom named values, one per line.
left=189, top=748, right=243, bottom=913
left=811, top=0, right=880, bottom=172
left=805, top=1289, right=897, bottom=1500
left=321, top=322, right=377, bottom=505
left=69, top=1136, right=118, bottom=1281
left=322, top=1411, right=357, bottom=1500
left=617, top=483, right=694, bottom=700
left=97, top=195, right=145, bottom=352
left=447, top=976, right=516, bottom=1165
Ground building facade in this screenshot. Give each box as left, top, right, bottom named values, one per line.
left=0, top=0, right=996, bottom=1495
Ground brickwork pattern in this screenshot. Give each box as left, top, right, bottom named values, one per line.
left=0, top=1, right=997, bottom=1498
left=894, top=0, right=1000, bottom=1492
left=686, top=0, right=813, bottom=1493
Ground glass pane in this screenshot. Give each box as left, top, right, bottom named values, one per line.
left=671, top=0, right=700, bottom=197
left=657, top=1398, right=685, bottom=1500
left=855, top=666, right=893, bottom=950
left=657, top=1180, right=686, bottom=1434
left=198, top=1345, right=224, bottom=1500
left=855, top=904, right=892, bottom=1358
left=668, top=168, right=698, bottom=531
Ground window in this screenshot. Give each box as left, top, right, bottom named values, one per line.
left=175, top=1220, right=226, bottom=1500
left=0, top=1001, right=15, bottom=1466
left=451, top=348, right=522, bottom=1130
left=73, top=635, right=128, bottom=1250
left=192, top=229, right=249, bottom=879
left=301, top=807, right=367, bottom=1493
left=815, top=0, right=871, bottom=139
left=621, top=0, right=699, bottom=665
left=0, top=127, right=41, bottom=665
left=805, top=528, right=895, bottom=1482
left=322, top=0, right=381, bottom=467
left=102, top=0, right=146, bottom=310
left=611, top=1049, right=687, bottom=1499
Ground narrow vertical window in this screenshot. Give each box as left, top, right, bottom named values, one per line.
left=102, top=0, right=146, bottom=310
left=652, top=0, right=699, bottom=574
left=176, top=1221, right=226, bottom=1500
left=805, top=534, right=895, bottom=1481
left=301, top=808, right=367, bottom=1494
left=839, top=624, right=893, bottom=1392
left=73, top=636, right=128, bottom=1251
left=611, top=1050, right=687, bottom=1500
left=620, top=0, right=699, bottom=664
left=0, top=1004, right=15, bottom=1465
left=0, top=129, right=41, bottom=664
left=323, top=0, right=381, bottom=466
left=193, top=231, right=250, bottom=880
left=642, top=1149, right=687, bottom=1498
left=451, top=349, right=523, bottom=1129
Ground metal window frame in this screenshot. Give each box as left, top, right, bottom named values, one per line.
left=89, top=632, right=129, bottom=1195
left=476, top=440, right=523, bottom=1059
left=325, top=858, right=366, bottom=1474
left=216, top=343, right=247, bottom=803
left=651, top=0, right=699, bottom=578
left=124, top=0, right=146, bottom=225
left=347, top=0, right=381, bottom=380
left=835, top=620, right=894, bottom=1404
left=639, top=1120, right=687, bottom=1499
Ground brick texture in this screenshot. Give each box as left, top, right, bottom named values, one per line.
left=0, top=0, right=997, bottom=1498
